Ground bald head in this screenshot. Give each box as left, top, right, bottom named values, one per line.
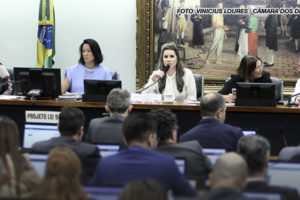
left=210, top=152, right=248, bottom=192
left=201, top=93, right=225, bottom=121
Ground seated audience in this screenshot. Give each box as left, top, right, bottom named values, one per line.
left=0, top=62, right=12, bottom=95
left=0, top=114, right=41, bottom=198
left=218, top=55, right=271, bottom=103
left=152, top=109, right=212, bottom=188
left=85, top=88, right=132, bottom=149
left=142, top=43, right=196, bottom=102
left=28, top=146, right=87, bottom=200
left=61, top=38, right=114, bottom=93
left=238, top=135, right=300, bottom=199
left=31, top=106, right=100, bottom=184
left=180, top=92, right=243, bottom=151
left=200, top=152, right=249, bottom=200
left=90, top=112, right=197, bottom=197
left=119, top=178, right=167, bottom=200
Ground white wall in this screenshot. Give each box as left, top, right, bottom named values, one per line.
left=0, top=0, right=136, bottom=92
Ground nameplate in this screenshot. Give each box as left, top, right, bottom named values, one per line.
left=25, top=110, right=60, bottom=124
left=131, top=93, right=162, bottom=104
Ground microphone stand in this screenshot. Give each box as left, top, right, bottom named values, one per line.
left=137, top=79, right=159, bottom=94
left=136, top=65, right=170, bottom=94
left=287, top=92, right=300, bottom=106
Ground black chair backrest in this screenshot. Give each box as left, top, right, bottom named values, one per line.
left=193, top=74, right=204, bottom=101
left=270, top=77, right=283, bottom=102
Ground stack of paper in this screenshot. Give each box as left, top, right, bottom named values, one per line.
left=56, top=92, right=82, bottom=102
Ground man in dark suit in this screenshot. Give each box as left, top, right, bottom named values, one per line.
left=32, top=106, right=100, bottom=184
left=180, top=92, right=243, bottom=151
left=152, top=109, right=212, bottom=189
left=238, top=135, right=300, bottom=199
left=85, top=88, right=132, bottom=149
left=200, top=152, right=249, bottom=200
left=90, top=112, right=197, bottom=197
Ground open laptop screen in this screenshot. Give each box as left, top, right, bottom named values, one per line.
left=175, top=158, right=186, bottom=175
left=23, top=124, right=60, bottom=150
left=202, top=148, right=226, bottom=165
left=28, top=153, right=48, bottom=177
left=96, top=144, right=120, bottom=157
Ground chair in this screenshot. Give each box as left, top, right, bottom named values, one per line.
left=193, top=74, right=204, bottom=101
left=270, top=77, right=283, bottom=102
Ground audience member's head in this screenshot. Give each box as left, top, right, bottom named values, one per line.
left=201, top=93, right=226, bottom=123
left=150, top=109, right=178, bottom=145
left=30, top=146, right=87, bottom=200
left=105, top=88, right=132, bottom=116
left=58, top=106, right=85, bottom=139
left=119, top=178, right=167, bottom=200
left=123, top=113, right=157, bottom=149
left=210, top=152, right=248, bottom=192
left=237, top=135, right=270, bottom=178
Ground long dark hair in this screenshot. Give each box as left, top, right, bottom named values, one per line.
left=78, top=38, right=103, bottom=66
left=237, top=55, right=262, bottom=81
left=158, top=44, right=185, bottom=93
left=0, top=115, right=29, bottom=196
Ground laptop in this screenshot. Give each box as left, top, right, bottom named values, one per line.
left=23, top=124, right=60, bottom=150
left=28, top=153, right=48, bottom=177
left=202, top=148, right=226, bottom=165
left=175, top=157, right=186, bottom=175
left=243, top=192, right=282, bottom=200
left=83, top=185, right=123, bottom=200
left=268, top=162, right=300, bottom=194
left=96, top=144, right=120, bottom=157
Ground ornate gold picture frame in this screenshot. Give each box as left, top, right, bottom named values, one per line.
left=136, top=0, right=297, bottom=95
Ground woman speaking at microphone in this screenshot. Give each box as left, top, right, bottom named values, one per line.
left=142, top=43, right=196, bottom=102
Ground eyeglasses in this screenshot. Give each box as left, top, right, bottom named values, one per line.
left=255, top=65, right=263, bottom=70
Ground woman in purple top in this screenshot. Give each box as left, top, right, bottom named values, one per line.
left=61, top=39, right=114, bottom=93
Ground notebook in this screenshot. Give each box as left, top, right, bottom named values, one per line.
left=23, top=124, right=60, bottom=150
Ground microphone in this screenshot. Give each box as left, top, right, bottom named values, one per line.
left=287, top=92, right=300, bottom=106
left=137, top=65, right=170, bottom=94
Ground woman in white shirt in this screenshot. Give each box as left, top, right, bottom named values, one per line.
left=142, top=43, right=196, bottom=102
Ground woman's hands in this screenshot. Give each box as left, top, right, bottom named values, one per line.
left=151, top=70, right=165, bottom=82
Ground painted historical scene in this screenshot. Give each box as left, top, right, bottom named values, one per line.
left=154, top=0, right=300, bottom=82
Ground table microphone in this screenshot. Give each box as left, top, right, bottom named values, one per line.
left=287, top=92, right=300, bottom=106
left=137, top=65, right=170, bottom=94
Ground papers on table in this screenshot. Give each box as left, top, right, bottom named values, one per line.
left=56, top=92, right=82, bottom=102
left=0, top=95, right=25, bottom=100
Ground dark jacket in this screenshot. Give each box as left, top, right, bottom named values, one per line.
left=180, top=118, right=243, bottom=152
left=219, top=71, right=272, bottom=95
left=246, top=180, right=300, bottom=200
left=32, top=135, right=100, bottom=184
left=157, top=141, right=212, bottom=188
left=85, top=114, right=126, bottom=149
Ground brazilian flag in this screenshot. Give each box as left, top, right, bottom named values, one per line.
left=37, top=0, right=55, bottom=68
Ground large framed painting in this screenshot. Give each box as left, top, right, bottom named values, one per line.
left=136, top=0, right=299, bottom=95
